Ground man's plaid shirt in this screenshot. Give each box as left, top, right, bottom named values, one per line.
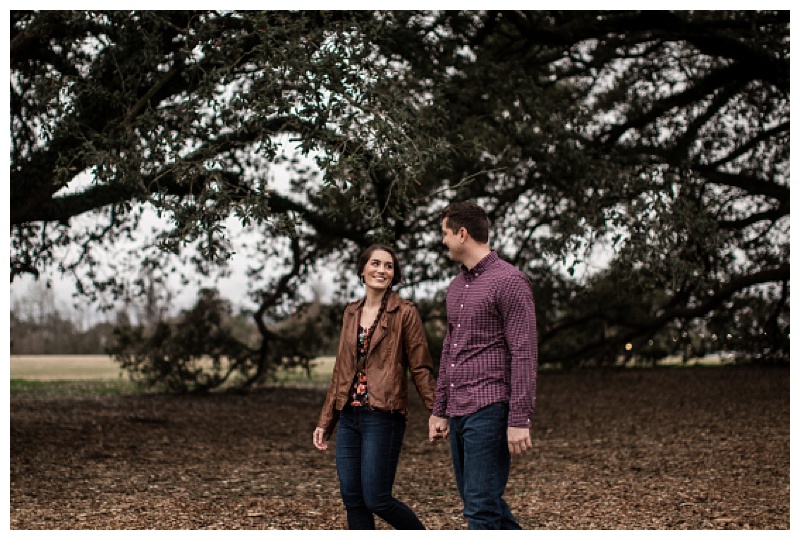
left=433, top=251, right=538, bottom=428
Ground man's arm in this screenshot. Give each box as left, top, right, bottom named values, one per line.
left=432, top=301, right=452, bottom=420
left=430, top=292, right=452, bottom=442
left=498, top=272, right=538, bottom=453
left=429, top=339, right=451, bottom=443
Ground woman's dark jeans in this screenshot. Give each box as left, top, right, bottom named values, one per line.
left=335, top=406, right=425, bottom=529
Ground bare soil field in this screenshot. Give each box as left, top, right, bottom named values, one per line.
left=9, top=365, right=789, bottom=530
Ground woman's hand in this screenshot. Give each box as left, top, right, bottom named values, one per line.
left=313, top=427, right=328, bottom=451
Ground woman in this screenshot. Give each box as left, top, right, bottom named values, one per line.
left=313, top=244, right=437, bottom=530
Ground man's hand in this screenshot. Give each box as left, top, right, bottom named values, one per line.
left=507, top=426, right=532, bottom=455
left=429, top=415, right=449, bottom=443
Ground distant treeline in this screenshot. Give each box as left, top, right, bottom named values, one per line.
left=10, top=311, right=118, bottom=355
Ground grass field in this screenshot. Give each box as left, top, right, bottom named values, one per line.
left=9, top=354, right=336, bottom=385
left=10, top=355, right=127, bottom=380
left=10, top=353, right=731, bottom=386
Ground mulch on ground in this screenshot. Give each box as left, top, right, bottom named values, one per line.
left=10, top=365, right=789, bottom=530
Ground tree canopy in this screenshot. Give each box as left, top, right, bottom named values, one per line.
left=11, top=10, right=789, bottom=385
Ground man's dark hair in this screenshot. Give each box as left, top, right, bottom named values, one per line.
left=357, top=244, right=402, bottom=286
left=440, top=201, right=490, bottom=243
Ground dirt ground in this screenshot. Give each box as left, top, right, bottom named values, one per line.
left=9, top=365, right=789, bottom=530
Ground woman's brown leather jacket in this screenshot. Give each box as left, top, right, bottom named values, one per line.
left=316, top=291, right=436, bottom=436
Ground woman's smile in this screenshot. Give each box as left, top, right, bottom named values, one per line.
left=362, top=250, right=394, bottom=289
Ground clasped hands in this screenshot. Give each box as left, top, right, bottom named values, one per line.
left=428, top=415, right=533, bottom=455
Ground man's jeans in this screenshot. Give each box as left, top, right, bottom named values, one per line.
left=449, top=402, right=522, bottom=529
left=335, top=406, right=425, bottom=529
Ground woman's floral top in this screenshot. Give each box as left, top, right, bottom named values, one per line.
left=347, top=326, right=371, bottom=406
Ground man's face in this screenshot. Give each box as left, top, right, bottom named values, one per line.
left=441, top=218, right=464, bottom=262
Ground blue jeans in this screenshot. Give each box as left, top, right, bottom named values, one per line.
left=449, top=402, right=522, bottom=529
left=335, top=406, right=425, bottom=529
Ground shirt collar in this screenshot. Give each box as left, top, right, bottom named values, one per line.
left=460, top=250, right=498, bottom=279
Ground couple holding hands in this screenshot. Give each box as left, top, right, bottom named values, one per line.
left=312, top=201, right=538, bottom=530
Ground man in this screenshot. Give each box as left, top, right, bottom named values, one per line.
left=429, top=201, right=538, bottom=530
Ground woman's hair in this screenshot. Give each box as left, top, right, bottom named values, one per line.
left=440, top=201, right=490, bottom=243
left=357, top=244, right=402, bottom=286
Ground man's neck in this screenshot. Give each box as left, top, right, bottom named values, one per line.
left=461, top=245, right=492, bottom=271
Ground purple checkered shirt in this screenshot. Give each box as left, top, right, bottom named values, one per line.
left=433, top=251, right=538, bottom=428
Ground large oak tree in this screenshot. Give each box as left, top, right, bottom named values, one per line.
left=381, top=10, right=789, bottom=364
left=11, top=10, right=788, bottom=388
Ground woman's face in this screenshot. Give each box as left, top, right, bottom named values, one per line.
left=361, top=249, right=395, bottom=291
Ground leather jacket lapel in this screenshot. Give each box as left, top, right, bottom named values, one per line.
left=367, top=292, right=400, bottom=355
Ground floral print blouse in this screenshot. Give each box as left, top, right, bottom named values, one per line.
left=347, top=326, right=371, bottom=407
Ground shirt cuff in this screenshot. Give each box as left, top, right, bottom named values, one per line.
left=508, top=413, right=532, bottom=429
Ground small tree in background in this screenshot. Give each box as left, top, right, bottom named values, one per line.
left=109, top=289, right=254, bottom=392
left=108, top=288, right=343, bottom=392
